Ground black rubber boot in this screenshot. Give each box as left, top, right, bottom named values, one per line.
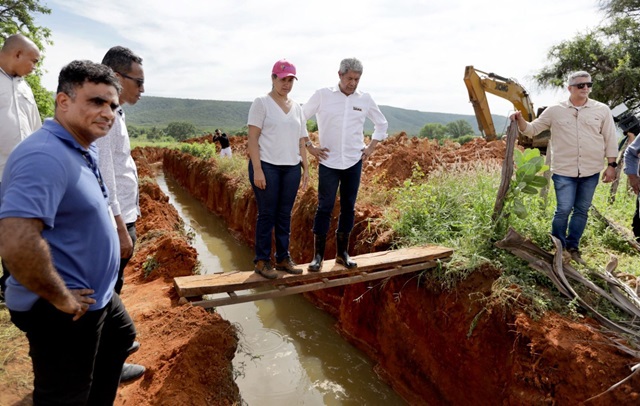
left=335, top=232, right=357, bottom=269
left=308, top=234, right=326, bottom=272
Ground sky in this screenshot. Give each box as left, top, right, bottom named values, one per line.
left=34, top=0, right=608, bottom=118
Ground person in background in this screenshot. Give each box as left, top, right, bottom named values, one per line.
left=247, top=59, right=309, bottom=279
left=511, top=70, right=618, bottom=264
left=302, top=57, right=388, bottom=272
left=0, top=59, right=137, bottom=405
left=98, top=45, right=146, bottom=383
left=624, top=131, right=640, bottom=242
left=213, top=128, right=232, bottom=157
left=0, top=33, right=42, bottom=300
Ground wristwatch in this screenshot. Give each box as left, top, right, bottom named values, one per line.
left=608, top=161, right=618, bottom=168
left=305, top=141, right=313, bottom=148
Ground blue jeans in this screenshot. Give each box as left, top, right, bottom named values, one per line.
left=551, top=173, right=599, bottom=250
left=249, top=161, right=301, bottom=262
left=313, top=160, right=363, bottom=235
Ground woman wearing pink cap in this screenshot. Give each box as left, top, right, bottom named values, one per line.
left=247, top=59, right=309, bottom=279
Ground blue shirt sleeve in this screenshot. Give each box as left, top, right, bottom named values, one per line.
left=0, top=149, right=67, bottom=229
left=624, top=135, right=640, bottom=176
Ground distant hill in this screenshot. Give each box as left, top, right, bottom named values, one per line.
left=124, top=96, right=508, bottom=136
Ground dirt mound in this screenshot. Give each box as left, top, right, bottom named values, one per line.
left=162, top=136, right=640, bottom=405
left=115, top=149, right=239, bottom=405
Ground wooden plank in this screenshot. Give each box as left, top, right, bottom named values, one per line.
left=189, top=260, right=438, bottom=308
left=174, top=245, right=452, bottom=298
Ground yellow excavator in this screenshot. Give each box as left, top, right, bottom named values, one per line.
left=463, top=65, right=549, bottom=151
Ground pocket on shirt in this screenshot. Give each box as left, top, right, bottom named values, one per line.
left=585, top=117, right=602, bottom=129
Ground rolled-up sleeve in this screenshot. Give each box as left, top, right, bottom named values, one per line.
left=367, top=98, right=388, bottom=141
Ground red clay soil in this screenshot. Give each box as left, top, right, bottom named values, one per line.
left=162, top=133, right=640, bottom=405
left=2, top=135, right=639, bottom=405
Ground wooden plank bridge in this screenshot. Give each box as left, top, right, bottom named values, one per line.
left=174, top=245, right=453, bottom=308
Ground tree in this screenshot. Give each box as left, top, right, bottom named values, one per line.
left=165, top=121, right=197, bottom=141
left=418, top=123, right=447, bottom=140
left=1, top=0, right=54, bottom=120
left=446, top=120, right=475, bottom=139
left=534, top=1, right=640, bottom=109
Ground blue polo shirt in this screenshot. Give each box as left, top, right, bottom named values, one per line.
left=0, top=119, right=119, bottom=312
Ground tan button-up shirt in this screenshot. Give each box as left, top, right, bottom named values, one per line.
left=521, top=98, right=617, bottom=177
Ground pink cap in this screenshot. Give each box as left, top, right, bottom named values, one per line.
left=272, top=59, right=297, bottom=79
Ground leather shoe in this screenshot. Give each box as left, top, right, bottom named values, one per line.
left=120, top=363, right=145, bottom=383
left=128, top=341, right=140, bottom=354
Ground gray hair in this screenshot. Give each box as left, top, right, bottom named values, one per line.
left=567, top=71, right=591, bottom=86
left=339, top=58, right=363, bottom=75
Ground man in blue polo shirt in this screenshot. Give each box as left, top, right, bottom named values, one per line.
left=0, top=60, right=137, bottom=405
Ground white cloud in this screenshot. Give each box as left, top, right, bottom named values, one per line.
left=38, top=0, right=606, bottom=115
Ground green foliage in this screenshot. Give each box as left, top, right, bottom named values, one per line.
left=510, top=148, right=549, bottom=219
left=165, top=121, right=197, bottom=141
left=142, top=255, right=158, bottom=278
left=418, top=123, right=447, bottom=139
left=24, top=74, right=53, bottom=119
left=446, top=120, right=475, bottom=138
left=173, top=142, right=217, bottom=160
left=389, top=155, right=640, bottom=320
left=391, top=162, right=498, bottom=253
left=493, top=148, right=549, bottom=237
left=0, top=1, right=52, bottom=52
left=534, top=2, right=640, bottom=108
left=456, top=135, right=476, bottom=145
left=306, top=120, right=318, bottom=133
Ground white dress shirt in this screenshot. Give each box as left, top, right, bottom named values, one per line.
left=95, top=107, right=140, bottom=223
left=0, top=68, right=42, bottom=178
left=303, top=85, right=388, bottom=170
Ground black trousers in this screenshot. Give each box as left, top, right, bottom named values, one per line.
left=114, top=222, right=137, bottom=295
left=10, top=293, right=136, bottom=406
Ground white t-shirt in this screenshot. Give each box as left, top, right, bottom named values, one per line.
left=247, top=94, right=308, bottom=166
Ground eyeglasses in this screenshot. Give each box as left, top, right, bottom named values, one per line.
left=570, top=82, right=593, bottom=89
left=117, top=72, right=144, bottom=88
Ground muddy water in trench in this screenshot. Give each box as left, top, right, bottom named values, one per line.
left=157, top=172, right=407, bottom=406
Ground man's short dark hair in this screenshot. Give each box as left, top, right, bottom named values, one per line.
left=56, top=60, right=121, bottom=98
left=102, top=46, right=143, bottom=75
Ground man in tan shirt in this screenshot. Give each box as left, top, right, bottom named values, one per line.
left=511, top=71, right=618, bottom=264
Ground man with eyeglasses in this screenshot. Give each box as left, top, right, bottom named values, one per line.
left=97, top=45, right=146, bottom=383
left=511, top=71, right=618, bottom=265
left=0, top=59, right=138, bottom=405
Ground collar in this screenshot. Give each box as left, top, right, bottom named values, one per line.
left=560, top=98, right=594, bottom=109
left=44, top=119, right=96, bottom=154
left=0, top=66, right=16, bottom=80
left=331, top=83, right=362, bottom=97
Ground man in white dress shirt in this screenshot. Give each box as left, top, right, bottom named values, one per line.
left=303, top=58, right=388, bottom=271
left=98, top=45, right=145, bottom=382
left=0, top=34, right=42, bottom=298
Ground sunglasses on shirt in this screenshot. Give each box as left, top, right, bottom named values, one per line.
left=570, top=82, right=593, bottom=89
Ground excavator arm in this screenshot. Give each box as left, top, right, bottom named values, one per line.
left=464, top=65, right=549, bottom=151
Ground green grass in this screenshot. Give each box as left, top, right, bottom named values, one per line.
left=388, top=161, right=640, bottom=319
